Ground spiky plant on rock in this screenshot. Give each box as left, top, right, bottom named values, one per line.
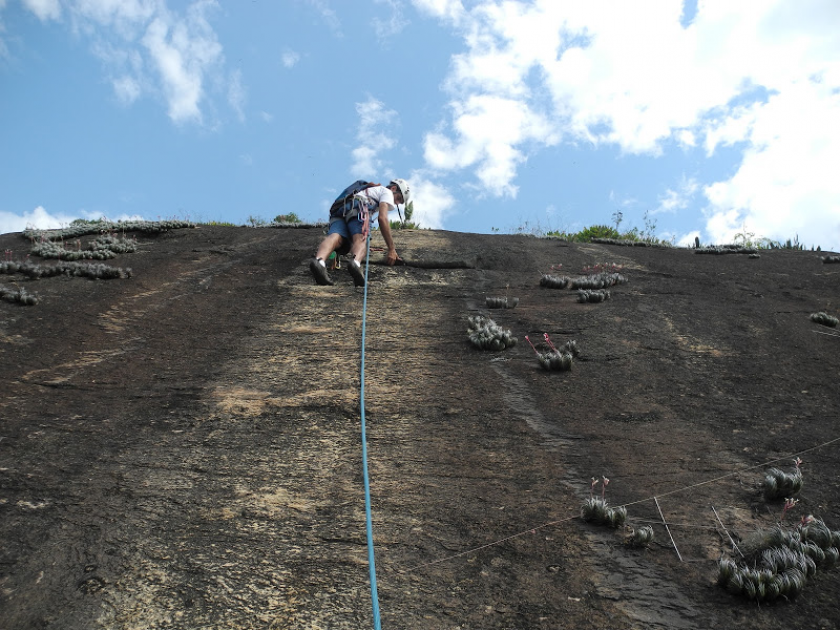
left=485, top=296, right=519, bottom=309
left=91, top=234, right=138, bottom=254
left=31, top=240, right=118, bottom=261
left=525, top=334, right=579, bottom=371
left=763, top=458, right=804, bottom=501
left=625, top=525, right=655, bottom=548
left=716, top=515, right=840, bottom=603
left=695, top=245, right=758, bottom=255
left=540, top=274, right=570, bottom=289
left=810, top=312, right=839, bottom=327
left=581, top=477, right=627, bottom=528
left=0, top=260, right=131, bottom=280
left=569, top=272, right=628, bottom=290
left=23, top=219, right=194, bottom=242
left=0, top=284, right=38, bottom=305
left=466, top=315, right=517, bottom=351
left=577, top=289, right=611, bottom=303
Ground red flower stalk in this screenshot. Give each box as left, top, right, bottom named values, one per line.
left=524, top=336, right=541, bottom=357
left=782, top=497, right=799, bottom=521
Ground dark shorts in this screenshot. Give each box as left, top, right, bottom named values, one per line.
left=328, top=211, right=368, bottom=254
left=328, top=214, right=366, bottom=240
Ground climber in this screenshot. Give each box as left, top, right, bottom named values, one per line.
left=309, top=178, right=410, bottom=288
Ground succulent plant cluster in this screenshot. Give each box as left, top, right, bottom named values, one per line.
left=0, top=261, right=38, bottom=278
left=23, top=219, right=193, bottom=242
left=582, top=497, right=628, bottom=528
left=541, top=271, right=628, bottom=291
left=763, top=462, right=804, bottom=501
left=525, top=334, right=579, bottom=371
left=590, top=237, right=659, bottom=247
left=485, top=296, right=519, bottom=309
left=0, top=284, right=38, bottom=305
left=695, top=245, right=759, bottom=255
left=717, top=518, right=840, bottom=602
left=540, top=350, right=573, bottom=371
left=582, top=476, right=628, bottom=528
left=31, top=238, right=136, bottom=261
left=0, top=260, right=131, bottom=280
left=810, top=312, right=839, bottom=327
left=269, top=220, right=329, bottom=229
left=570, top=272, right=628, bottom=290
left=466, top=315, right=517, bottom=351
left=28, top=226, right=141, bottom=262
left=62, top=262, right=133, bottom=279
left=91, top=234, right=138, bottom=254
left=540, top=273, right=570, bottom=289
left=626, top=525, right=655, bottom=548
left=577, top=289, right=611, bottom=303
left=2, top=232, right=140, bottom=307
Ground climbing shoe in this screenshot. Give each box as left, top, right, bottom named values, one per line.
left=347, top=259, right=365, bottom=287
left=309, top=258, right=334, bottom=286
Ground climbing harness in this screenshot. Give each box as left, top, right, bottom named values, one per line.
left=358, top=230, right=382, bottom=629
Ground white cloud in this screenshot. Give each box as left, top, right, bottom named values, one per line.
left=677, top=129, right=696, bottom=148
left=415, top=0, right=840, bottom=250
left=411, top=0, right=465, bottom=25
left=424, top=94, right=555, bottom=197
left=112, top=74, right=141, bottom=103
left=141, top=2, right=223, bottom=124
left=373, top=0, right=409, bottom=40
left=405, top=172, right=453, bottom=229
left=281, top=50, right=300, bottom=68
left=658, top=176, right=699, bottom=214
left=10, top=0, right=234, bottom=125
left=22, top=0, right=61, bottom=21
left=702, top=103, right=759, bottom=156
left=0, top=205, right=108, bottom=235
left=141, top=17, right=201, bottom=123
left=71, top=0, right=157, bottom=35
left=702, top=80, right=840, bottom=250
left=306, top=0, right=341, bottom=36
left=351, top=96, right=398, bottom=177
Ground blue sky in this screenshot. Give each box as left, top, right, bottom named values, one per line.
left=1, top=0, right=839, bottom=251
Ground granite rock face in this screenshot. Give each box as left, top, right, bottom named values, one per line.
left=1, top=225, right=839, bottom=630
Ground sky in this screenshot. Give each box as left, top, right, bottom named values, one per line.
left=1, top=0, right=839, bottom=251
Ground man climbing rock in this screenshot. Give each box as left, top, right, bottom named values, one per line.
left=309, top=178, right=410, bottom=287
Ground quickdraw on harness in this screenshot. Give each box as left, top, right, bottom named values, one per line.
left=355, top=193, right=372, bottom=239
left=327, top=251, right=340, bottom=271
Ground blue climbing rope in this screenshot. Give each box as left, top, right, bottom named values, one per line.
left=359, top=232, right=382, bottom=630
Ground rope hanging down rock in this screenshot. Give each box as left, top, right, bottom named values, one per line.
left=359, top=233, right=383, bottom=630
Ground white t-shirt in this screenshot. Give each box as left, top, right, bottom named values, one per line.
left=354, top=185, right=395, bottom=219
